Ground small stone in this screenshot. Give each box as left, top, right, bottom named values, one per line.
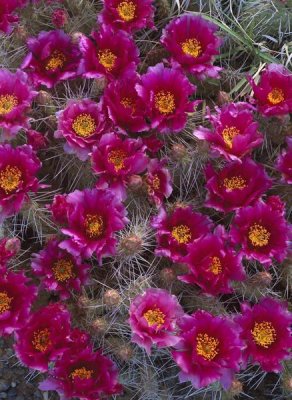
left=0, top=393, right=7, bottom=399
left=0, top=381, right=9, bottom=391
left=7, top=388, right=17, bottom=398
left=10, top=384, right=16, bottom=389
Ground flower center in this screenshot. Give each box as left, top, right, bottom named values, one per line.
left=171, top=224, right=192, bottom=244
left=222, top=126, right=240, bottom=149
left=98, top=49, right=117, bottom=71
left=143, top=308, right=165, bottom=328
left=251, top=321, right=276, bottom=348
left=196, top=333, right=219, bottom=361
left=45, top=50, right=66, bottom=71
left=0, top=291, right=13, bottom=314
left=85, top=214, right=104, bottom=239
left=209, top=256, right=222, bottom=275
left=223, top=176, right=247, bottom=190
left=248, top=223, right=270, bottom=247
left=117, top=1, right=136, bottom=22
left=154, top=91, right=175, bottom=115
left=108, top=149, right=127, bottom=172
left=120, top=97, right=136, bottom=112
left=267, top=88, right=284, bottom=105
left=70, top=367, right=93, bottom=380
left=149, top=174, right=160, bottom=191
left=0, top=94, right=18, bottom=115
left=72, top=113, right=96, bottom=138
left=0, top=165, right=22, bottom=194
left=52, top=259, right=75, bottom=282
left=181, top=38, right=202, bottom=58
left=32, top=328, right=52, bottom=352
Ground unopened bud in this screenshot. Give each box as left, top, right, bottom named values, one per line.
left=228, top=379, right=243, bottom=396
left=171, top=143, right=188, bottom=161
left=91, top=317, right=109, bottom=334
left=5, top=238, right=21, bottom=255
left=52, top=8, right=69, bottom=29
left=103, top=289, right=122, bottom=307
left=71, top=31, right=84, bottom=45
left=217, top=90, right=231, bottom=105
left=248, top=271, right=273, bottom=288
left=120, top=234, right=142, bottom=256
left=160, top=268, right=176, bottom=285
left=36, top=91, right=53, bottom=106
left=14, top=25, right=28, bottom=42
left=128, top=175, right=143, bottom=191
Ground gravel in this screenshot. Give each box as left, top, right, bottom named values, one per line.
left=0, top=338, right=58, bottom=400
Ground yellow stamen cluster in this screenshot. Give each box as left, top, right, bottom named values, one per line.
left=0, top=94, right=18, bottom=115
left=251, top=321, right=276, bottom=348
left=45, top=50, right=66, bottom=71
left=98, top=49, right=117, bottom=71
left=0, top=165, right=22, bottom=194
left=151, top=174, right=160, bottom=190
left=120, top=97, right=135, bottom=112
left=70, top=367, right=93, bottom=380
left=52, top=259, right=75, bottom=282
left=223, top=176, right=247, bottom=191
left=181, top=38, right=202, bottom=58
left=117, top=1, right=136, bottom=22
left=85, top=214, right=104, bottom=239
left=143, top=308, right=165, bottom=328
left=0, top=291, right=13, bottom=314
left=171, top=224, right=192, bottom=244
left=209, top=256, right=222, bottom=275
left=248, top=223, right=270, bottom=247
left=108, top=149, right=127, bottom=171
left=267, top=88, right=284, bottom=105
left=154, top=91, right=175, bottom=115
left=72, top=113, right=96, bottom=138
left=222, top=126, right=240, bottom=149
left=196, top=333, right=219, bottom=361
left=32, top=328, right=52, bottom=353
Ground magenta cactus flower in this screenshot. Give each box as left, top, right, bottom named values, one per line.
left=0, top=271, right=37, bottom=336
left=55, top=98, right=109, bottom=161
left=136, top=63, right=198, bottom=133
left=54, top=188, right=128, bottom=262
left=205, top=158, right=272, bottom=213
left=248, top=63, right=292, bottom=116
left=26, top=129, right=48, bottom=151
left=92, top=132, right=148, bottom=199
left=21, top=30, right=81, bottom=88
left=161, top=14, right=222, bottom=79
left=266, top=195, right=286, bottom=216
left=152, top=206, right=212, bottom=262
left=14, top=303, right=71, bottom=371
left=236, top=297, right=292, bottom=372
left=0, top=144, right=41, bottom=221
left=172, top=310, right=243, bottom=389
left=31, top=239, right=90, bottom=300
left=128, top=288, right=184, bottom=354
left=99, top=0, right=154, bottom=33
left=144, top=158, right=172, bottom=206
left=0, top=69, right=37, bottom=138
left=0, top=237, right=21, bottom=268
left=230, top=201, right=289, bottom=268
left=103, top=73, right=149, bottom=133
left=276, top=137, right=292, bottom=184
left=179, top=226, right=245, bottom=296
left=194, top=102, right=263, bottom=161
left=0, top=0, right=23, bottom=34
left=79, top=26, right=139, bottom=81
left=39, top=347, right=122, bottom=400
